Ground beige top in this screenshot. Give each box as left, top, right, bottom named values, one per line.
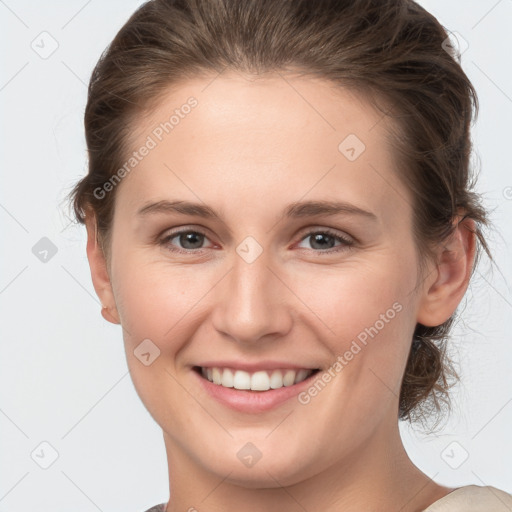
left=423, top=485, right=512, bottom=511
left=144, top=485, right=512, bottom=512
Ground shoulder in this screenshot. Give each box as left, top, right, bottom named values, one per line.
left=142, top=505, right=166, bottom=512
left=423, top=485, right=512, bottom=511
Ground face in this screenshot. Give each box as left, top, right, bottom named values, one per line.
left=99, top=71, right=430, bottom=486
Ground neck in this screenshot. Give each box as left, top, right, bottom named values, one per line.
left=162, top=417, right=451, bottom=512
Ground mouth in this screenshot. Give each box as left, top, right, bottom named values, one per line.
left=193, top=366, right=321, bottom=392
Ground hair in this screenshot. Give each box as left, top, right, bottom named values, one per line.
left=66, top=0, right=492, bottom=424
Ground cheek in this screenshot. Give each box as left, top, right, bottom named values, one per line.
left=111, top=258, right=208, bottom=428
left=296, top=259, right=417, bottom=404
left=112, top=253, right=211, bottom=345
left=300, top=261, right=413, bottom=345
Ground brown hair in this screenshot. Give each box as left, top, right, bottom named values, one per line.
left=66, top=0, right=491, bottom=424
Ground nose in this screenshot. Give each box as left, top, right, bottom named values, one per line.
left=211, top=246, right=293, bottom=346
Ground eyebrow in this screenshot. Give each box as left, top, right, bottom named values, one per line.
left=136, top=199, right=378, bottom=222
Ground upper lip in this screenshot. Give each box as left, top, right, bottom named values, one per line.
left=194, top=361, right=320, bottom=372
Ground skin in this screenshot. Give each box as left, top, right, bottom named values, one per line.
left=85, top=70, right=476, bottom=511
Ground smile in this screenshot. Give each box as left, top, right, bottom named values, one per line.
left=195, top=366, right=320, bottom=391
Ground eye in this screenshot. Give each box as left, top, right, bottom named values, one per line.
left=159, top=229, right=213, bottom=254
left=296, top=229, right=354, bottom=253
left=158, top=227, right=354, bottom=255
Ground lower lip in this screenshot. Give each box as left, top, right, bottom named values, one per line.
left=192, top=368, right=319, bottom=413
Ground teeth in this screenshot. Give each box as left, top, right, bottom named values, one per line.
left=269, top=370, right=283, bottom=389
left=283, top=370, right=296, bottom=386
left=294, top=369, right=309, bottom=384
left=212, top=367, right=222, bottom=385
left=233, top=370, right=251, bottom=390
left=200, top=367, right=314, bottom=391
left=222, top=368, right=234, bottom=388
left=251, top=371, right=270, bottom=391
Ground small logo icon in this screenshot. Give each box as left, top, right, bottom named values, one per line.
left=338, top=134, right=366, bottom=161
left=134, top=338, right=161, bottom=366
left=236, top=442, right=262, bottom=468
left=440, top=440, right=469, bottom=469
left=30, top=31, right=59, bottom=59
left=236, top=236, right=263, bottom=264
left=442, top=31, right=469, bottom=58
left=32, top=237, right=58, bottom=263
left=31, top=441, right=59, bottom=469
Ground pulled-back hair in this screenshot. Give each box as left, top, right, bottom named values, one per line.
left=66, top=0, right=491, bottom=423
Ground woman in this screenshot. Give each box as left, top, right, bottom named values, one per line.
left=67, top=0, right=512, bottom=510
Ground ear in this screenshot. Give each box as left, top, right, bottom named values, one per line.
left=416, top=216, right=477, bottom=327
left=84, top=211, right=121, bottom=325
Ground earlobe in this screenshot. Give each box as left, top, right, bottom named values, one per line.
left=101, top=304, right=120, bottom=324
left=416, top=216, right=477, bottom=327
left=85, top=212, right=121, bottom=325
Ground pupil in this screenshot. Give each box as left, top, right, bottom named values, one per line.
left=181, top=232, right=203, bottom=249
left=312, top=233, right=334, bottom=249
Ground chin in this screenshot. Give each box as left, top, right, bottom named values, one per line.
left=200, top=442, right=318, bottom=489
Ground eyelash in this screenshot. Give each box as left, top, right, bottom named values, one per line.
left=158, top=227, right=355, bottom=255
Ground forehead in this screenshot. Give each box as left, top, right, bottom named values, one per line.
left=135, top=70, right=387, bottom=149
left=117, top=71, right=411, bottom=225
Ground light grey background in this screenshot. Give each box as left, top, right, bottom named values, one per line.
left=1, top=1, right=511, bottom=511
